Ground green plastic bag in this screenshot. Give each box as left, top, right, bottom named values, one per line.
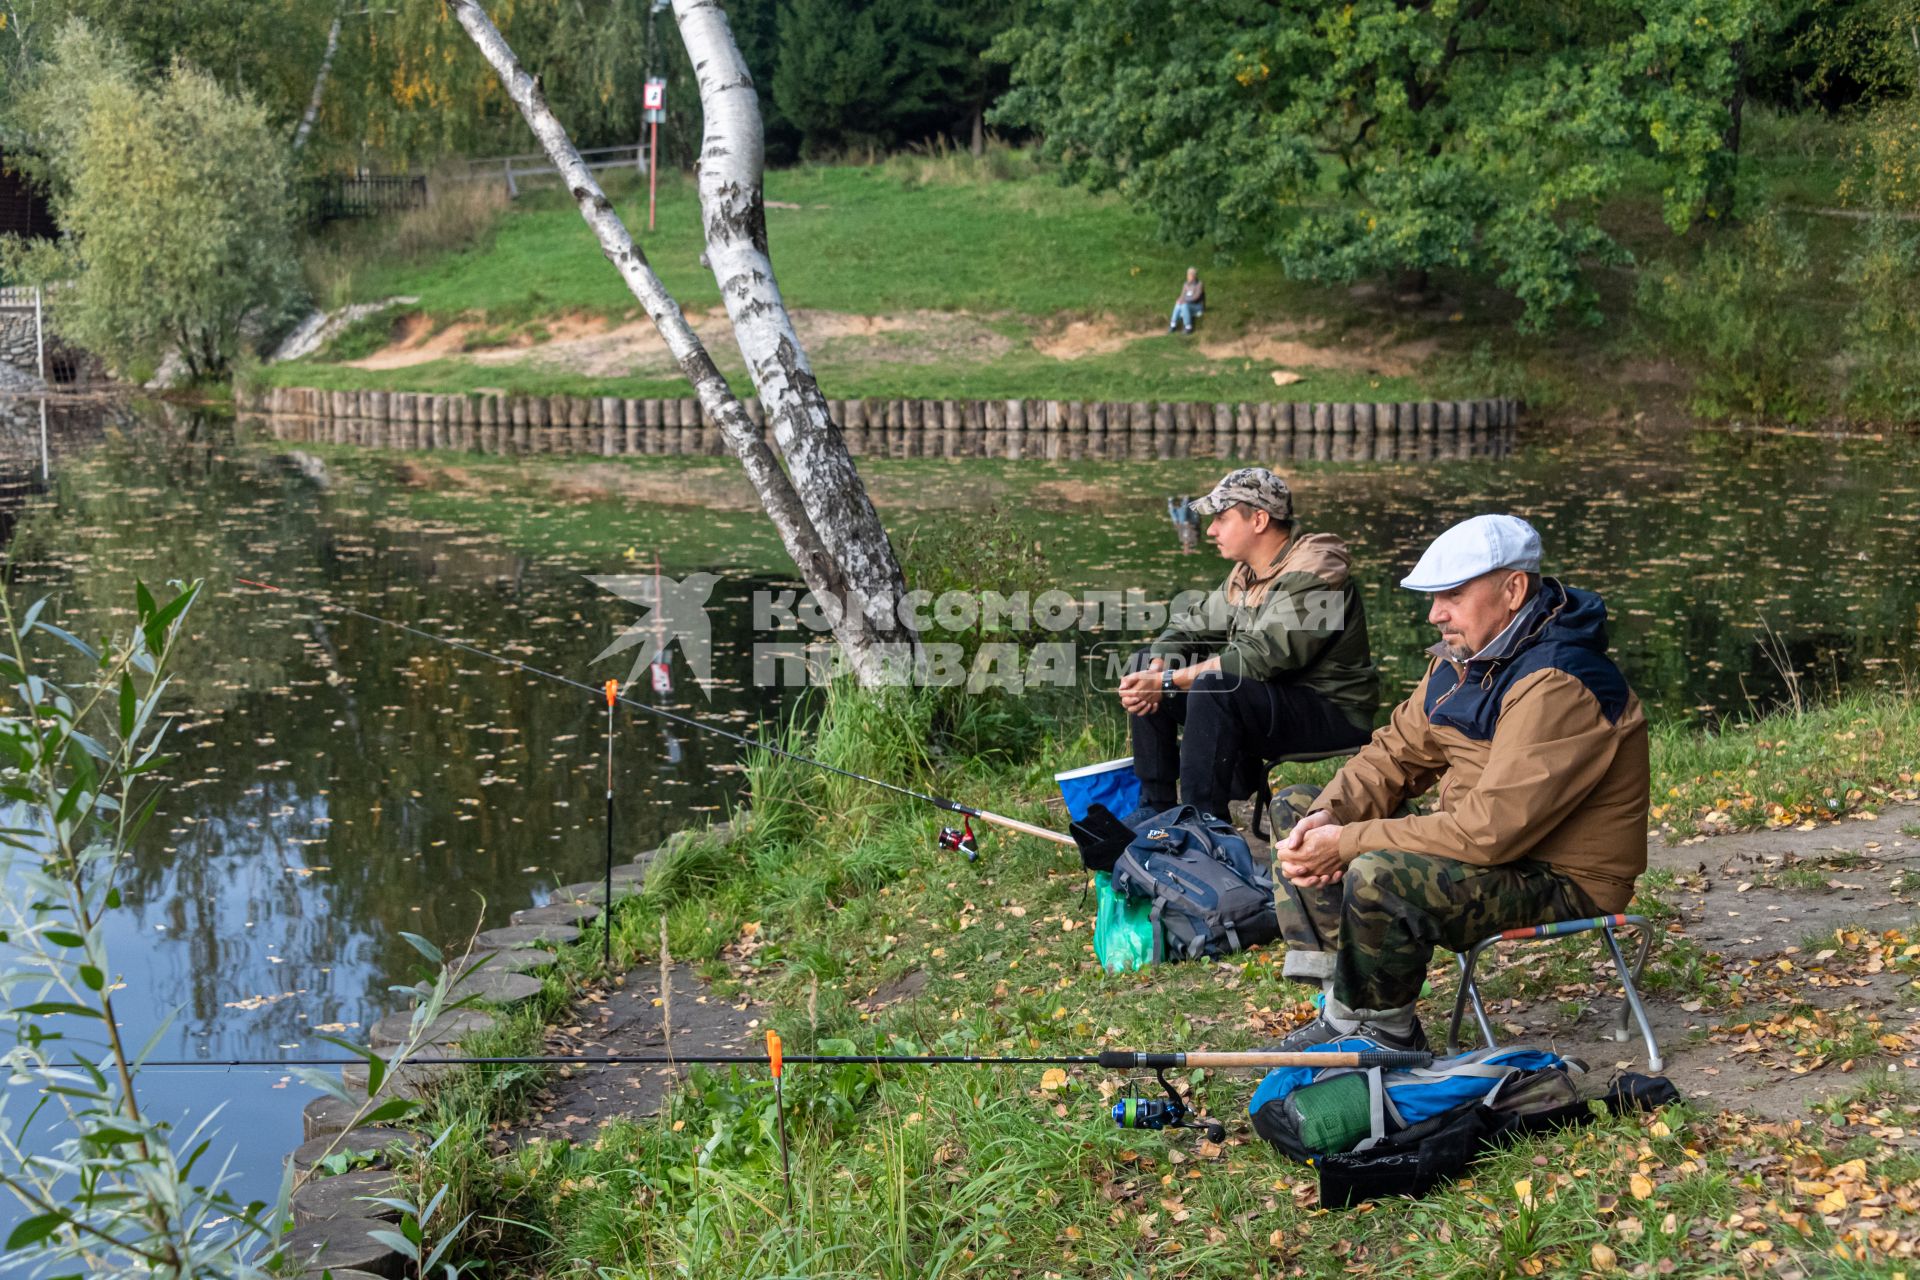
left=1093, top=870, right=1157, bottom=973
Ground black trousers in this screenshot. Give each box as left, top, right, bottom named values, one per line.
left=1127, top=646, right=1372, bottom=821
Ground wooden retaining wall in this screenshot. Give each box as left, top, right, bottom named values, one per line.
left=240, top=388, right=1521, bottom=462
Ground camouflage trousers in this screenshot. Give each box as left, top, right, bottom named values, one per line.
left=1269, top=786, right=1597, bottom=1015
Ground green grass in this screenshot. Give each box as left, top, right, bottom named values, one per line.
left=257, top=124, right=1897, bottom=421
left=261, top=156, right=1492, bottom=405
left=387, top=679, right=1920, bottom=1278
left=252, top=333, right=1422, bottom=405
left=335, top=161, right=1316, bottom=322
left=1650, top=690, right=1920, bottom=837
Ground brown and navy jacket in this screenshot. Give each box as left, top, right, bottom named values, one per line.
left=1310, top=578, right=1650, bottom=912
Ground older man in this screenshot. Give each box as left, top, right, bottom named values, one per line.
left=1119, top=467, right=1378, bottom=823
left=1271, top=514, right=1649, bottom=1050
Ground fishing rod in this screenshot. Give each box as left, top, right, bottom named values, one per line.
left=139, top=1049, right=1429, bottom=1070
left=234, top=577, right=1072, bottom=856
left=136, top=1047, right=1434, bottom=1144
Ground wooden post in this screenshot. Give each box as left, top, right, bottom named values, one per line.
left=843, top=398, right=867, bottom=456
left=1121, top=402, right=1143, bottom=460
left=1205, top=403, right=1228, bottom=460
left=1253, top=402, right=1277, bottom=459
left=1083, top=402, right=1106, bottom=458
left=1065, top=402, right=1087, bottom=461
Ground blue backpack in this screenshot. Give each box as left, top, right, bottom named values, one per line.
left=1249, top=1038, right=1574, bottom=1163
left=1108, top=805, right=1280, bottom=961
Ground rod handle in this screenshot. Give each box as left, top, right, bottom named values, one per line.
left=972, top=809, right=1077, bottom=847
left=1098, top=1050, right=1435, bottom=1070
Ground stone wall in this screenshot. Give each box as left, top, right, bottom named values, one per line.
left=0, top=309, right=109, bottom=388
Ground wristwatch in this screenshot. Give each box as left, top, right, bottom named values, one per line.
left=1160, top=668, right=1178, bottom=693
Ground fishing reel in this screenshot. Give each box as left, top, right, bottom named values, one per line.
left=937, top=816, right=979, bottom=861
left=1111, top=1068, right=1224, bottom=1143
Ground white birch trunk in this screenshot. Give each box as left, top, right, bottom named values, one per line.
left=671, top=0, right=918, bottom=653
left=292, top=6, right=343, bottom=153
left=447, top=0, right=916, bottom=684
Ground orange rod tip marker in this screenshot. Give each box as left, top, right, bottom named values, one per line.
left=604, top=678, right=620, bottom=707
left=766, top=1030, right=783, bottom=1078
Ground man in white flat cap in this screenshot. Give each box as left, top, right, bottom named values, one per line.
left=1265, top=514, right=1649, bottom=1050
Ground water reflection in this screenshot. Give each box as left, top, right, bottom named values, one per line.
left=3, top=402, right=1919, bottom=1210
left=3, top=411, right=781, bottom=1206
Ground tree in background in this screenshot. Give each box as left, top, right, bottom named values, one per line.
left=0, top=22, right=300, bottom=380
left=1749, top=0, right=1920, bottom=113
left=996, top=0, right=1761, bottom=330
left=770, top=0, right=1015, bottom=158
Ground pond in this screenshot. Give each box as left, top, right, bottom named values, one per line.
left=2, top=401, right=1918, bottom=1213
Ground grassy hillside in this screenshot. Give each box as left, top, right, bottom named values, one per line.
left=264, top=118, right=1898, bottom=421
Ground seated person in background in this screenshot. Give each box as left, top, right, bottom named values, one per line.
left=1169, top=267, right=1205, bottom=334
left=1272, top=514, right=1650, bottom=1052
left=1118, top=467, right=1378, bottom=824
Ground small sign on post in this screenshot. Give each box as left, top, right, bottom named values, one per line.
left=643, top=78, right=667, bottom=231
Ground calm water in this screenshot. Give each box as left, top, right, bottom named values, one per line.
left=2, top=405, right=1918, bottom=1208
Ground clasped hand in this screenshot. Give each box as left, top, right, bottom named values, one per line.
left=1116, top=667, right=1165, bottom=715
left=1279, top=809, right=1345, bottom=888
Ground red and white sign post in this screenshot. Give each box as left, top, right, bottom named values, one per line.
left=643, top=78, right=667, bottom=231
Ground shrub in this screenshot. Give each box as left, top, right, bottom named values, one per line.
left=1841, top=213, right=1920, bottom=425
left=1636, top=212, right=1823, bottom=423
left=0, top=20, right=300, bottom=382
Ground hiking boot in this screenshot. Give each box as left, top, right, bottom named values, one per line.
left=1274, top=1013, right=1428, bottom=1054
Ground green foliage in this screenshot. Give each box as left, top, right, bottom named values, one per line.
left=1839, top=88, right=1920, bottom=214
left=1636, top=212, right=1823, bottom=422
left=0, top=581, right=291, bottom=1277
left=1840, top=213, right=1920, bottom=423
left=1748, top=0, right=1920, bottom=113
left=770, top=0, right=1010, bottom=158
left=0, top=21, right=300, bottom=381
left=316, top=306, right=414, bottom=364
left=996, top=0, right=1762, bottom=330
left=680, top=1040, right=880, bottom=1172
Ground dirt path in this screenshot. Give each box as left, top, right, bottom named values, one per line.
left=515, top=962, right=765, bottom=1142
left=1499, top=806, right=1920, bottom=1121
left=332, top=303, right=1435, bottom=384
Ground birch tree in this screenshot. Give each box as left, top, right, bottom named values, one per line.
left=448, top=0, right=921, bottom=686
left=290, top=1, right=342, bottom=152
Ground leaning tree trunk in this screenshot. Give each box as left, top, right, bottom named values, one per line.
left=672, top=0, right=917, bottom=653
left=448, top=0, right=919, bottom=685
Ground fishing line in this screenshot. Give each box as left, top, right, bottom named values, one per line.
left=234, top=576, right=1071, bottom=846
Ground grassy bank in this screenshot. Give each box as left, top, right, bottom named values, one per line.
left=267, top=155, right=1438, bottom=406
left=403, top=681, right=1920, bottom=1277
left=255, top=113, right=1907, bottom=424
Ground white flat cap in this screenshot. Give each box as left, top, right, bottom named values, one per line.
left=1400, top=514, right=1542, bottom=592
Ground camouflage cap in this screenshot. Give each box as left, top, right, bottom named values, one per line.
left=1190, top=467, right=1293, bottom=521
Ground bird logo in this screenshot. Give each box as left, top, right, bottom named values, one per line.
left=588, top=571, right=722, bottom=696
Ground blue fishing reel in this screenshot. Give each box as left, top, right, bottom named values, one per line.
left=1112, top=1068, right=1224, bottom=1142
